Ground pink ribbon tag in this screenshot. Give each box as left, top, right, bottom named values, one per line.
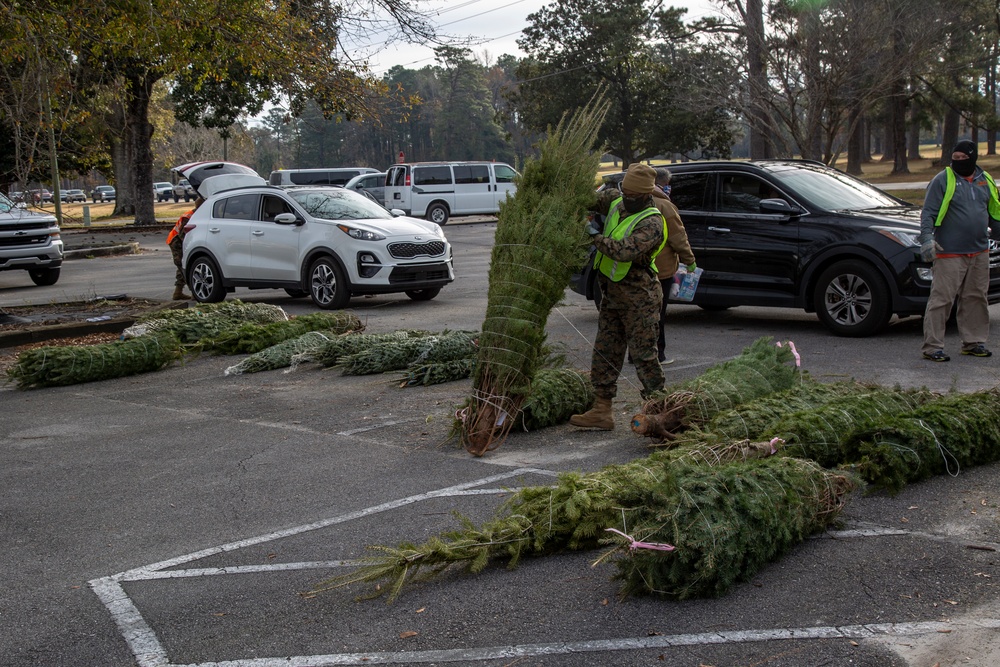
left=776, top=340, right=802, bottom=367
left=768, top=437, right=784, bottom=454
left=605, top=528, right=676, bottom=552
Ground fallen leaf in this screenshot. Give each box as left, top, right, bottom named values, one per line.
left=982, top=499, right=988, bottom=506
left=937, top=629, right=952, bottom=634
left=416, top=608, right=425, bottom=613
left=900, top=517, right=909, bottom=523
left=908, top=506, right=919, bottom=510
left=399, top=631, right=418, bottom=639
left=213, top=612, right=227, bottom=617
left=601, top=598, right=609, bottom=606
left=944, top=600, right=958, bottom=605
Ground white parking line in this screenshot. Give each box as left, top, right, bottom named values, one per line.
left=90, top=469, right=996, bottom=667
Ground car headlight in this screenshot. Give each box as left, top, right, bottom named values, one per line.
left=336, top=224, right=385, bottom=241
left=875, top=227, right=920, bottom=248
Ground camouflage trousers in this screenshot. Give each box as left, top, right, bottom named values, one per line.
left=169, top=237, right=186, bottom=288
left=590, top=274, right=664, bottom=400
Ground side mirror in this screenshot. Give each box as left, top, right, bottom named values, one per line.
left=389, top=208, right=406, bottom=217
left=273, top=212, right=302, bottom=225
left=759, top=198, right=801, bottom=215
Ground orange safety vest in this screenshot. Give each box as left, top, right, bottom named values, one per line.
left=166, top=209, right=195, bottom=245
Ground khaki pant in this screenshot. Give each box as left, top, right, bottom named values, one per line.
left=921, top=252, right=990, bottom=355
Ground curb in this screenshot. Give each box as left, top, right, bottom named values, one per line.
left=0, top=300, right=186, bottom=349
left=63, top=242, right=141, bottom=260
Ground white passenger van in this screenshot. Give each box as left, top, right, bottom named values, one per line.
left=269, top=167, right=380, bottom=188
left=383, top=161, right=517, bottom=225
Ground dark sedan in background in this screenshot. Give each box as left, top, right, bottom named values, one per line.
left=571, top=160, right=1000, bottom=337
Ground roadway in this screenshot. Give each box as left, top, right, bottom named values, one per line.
left=1, top=221, right=998, bottom=667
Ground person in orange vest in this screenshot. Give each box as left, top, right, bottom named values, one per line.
left=166, top=196, right=204, bottom=300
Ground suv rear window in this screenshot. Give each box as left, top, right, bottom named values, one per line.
left=414, top=166, right=452, bottom=186
left=669, top=173, right=711, bottom=211
left=214, top=194, right=259, bottom=220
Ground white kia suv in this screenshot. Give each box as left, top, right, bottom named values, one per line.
left=181, top=184, right=454, bottom=309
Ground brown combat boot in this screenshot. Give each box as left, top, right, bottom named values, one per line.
left=569, top=397, right=614, bottom=430
left=172, top=286, right=192, bottom=300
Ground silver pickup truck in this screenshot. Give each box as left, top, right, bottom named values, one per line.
left=0, top=192, right=63, bottom=286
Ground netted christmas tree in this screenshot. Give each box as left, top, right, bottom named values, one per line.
left=459, top=94, right=610, bottom=455
left=314, top=442, right=854, bottom=601
left=630, top=337, right=800, bottom=443
left=844, top=389, right=1000, bottom=494
left=7, top=333, right=183, bottom=389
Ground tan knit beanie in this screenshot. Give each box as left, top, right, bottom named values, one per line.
left=620, top=163, right=656, bottom=194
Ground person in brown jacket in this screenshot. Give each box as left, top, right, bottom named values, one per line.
left=652, top=167, right=696, bottom=362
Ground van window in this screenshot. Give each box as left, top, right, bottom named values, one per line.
left=454, top=165, right=490, bottom=184
left=494, top=165, right=516, bottom=183
left=389, top=167, right=407, bottom=186
left=414, top=166, right=452, bottom=186
left=290, top=171, right=333, bottom=186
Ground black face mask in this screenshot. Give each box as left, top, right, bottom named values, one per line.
left=952, top=158, right=976, bottom=178
left=622, top=194, right=652, bottom=214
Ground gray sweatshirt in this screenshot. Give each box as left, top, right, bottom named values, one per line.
left=920, top=166, right=1000, bottom=253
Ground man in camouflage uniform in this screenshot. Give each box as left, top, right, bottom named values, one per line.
left=570, top=163, right=667, bottom=430
left=166, top=196, right=204, bottom=300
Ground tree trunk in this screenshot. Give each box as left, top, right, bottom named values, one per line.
left=890, top=87, right=908, bottom=175
left=939, top=106, right=960, bottom=167
left=846, top=103, right=864, bottom=175
left=745, top=0, right=773, bottom=159
left=907, top=97, right=922, bottom=160
left=125, top=70, right=158, bottom=225
left=880, top=118, right=893, bottom=162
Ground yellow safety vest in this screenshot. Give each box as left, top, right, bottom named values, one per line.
left=593, top=198, right=667, bottom=282
left=934, top=167, right=1000, bottom=227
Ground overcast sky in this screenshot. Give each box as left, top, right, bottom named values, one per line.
left=346, top=0, right=725, bottom=75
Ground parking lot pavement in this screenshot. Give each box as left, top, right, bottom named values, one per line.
left=1, top=222, right=999, bottom=666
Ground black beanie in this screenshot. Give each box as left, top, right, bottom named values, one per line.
left=954, top=140, right=978, bottom=163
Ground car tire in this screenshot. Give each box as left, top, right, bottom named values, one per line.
left=814, top=260, right=891, bottom=337
left=308, top=256, right=350, bottom=310
left=426, top=203, right=449, bottom=225
left=28, top=267, right=60, bottom=286
left=284, top=288, right=308, bottom=298
left=405, top=287, right=441, bottom=301
left=187, top=255, right=227, bottom=303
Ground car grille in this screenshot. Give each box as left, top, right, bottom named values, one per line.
left=0, top=222, right=53, bottom=247
left=0, top=235, right=51, bottom=248
left=990, top=241, right=1000, bottom=270
left=387, top=263, right=451, bottom=284
left=387, top=241, right=446, bottom=259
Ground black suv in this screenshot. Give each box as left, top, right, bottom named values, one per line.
left=571, top=160, right=1000, bottom=337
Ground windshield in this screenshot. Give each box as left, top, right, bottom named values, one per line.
left=770, top=165, right=905, bottom=211
left=0, top=193, right=13, bottom=213
left=288, top=188, right=392, bottom=221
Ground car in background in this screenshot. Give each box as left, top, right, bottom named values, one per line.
left=0, top=191, right=63, bottom=286
left=173, top=179, right=195, bottom=202
left=91, top=185, right=116, bottom=202
left=383, top=161, right=517, bottom=225
left=344, top=172, right=386, bottom=206
left=153, top=182, right=174, bottom=202
left=181, top=182, right=453, bottom=310
left=27, top=189, right=54, bottom=204
left=8, top=191, right=24, bottom=203
left=268, top=167, right=379, bottom=188
left=61, top=189, right=86, bottom=203
left=570, top=160, right=1000, bottom=337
